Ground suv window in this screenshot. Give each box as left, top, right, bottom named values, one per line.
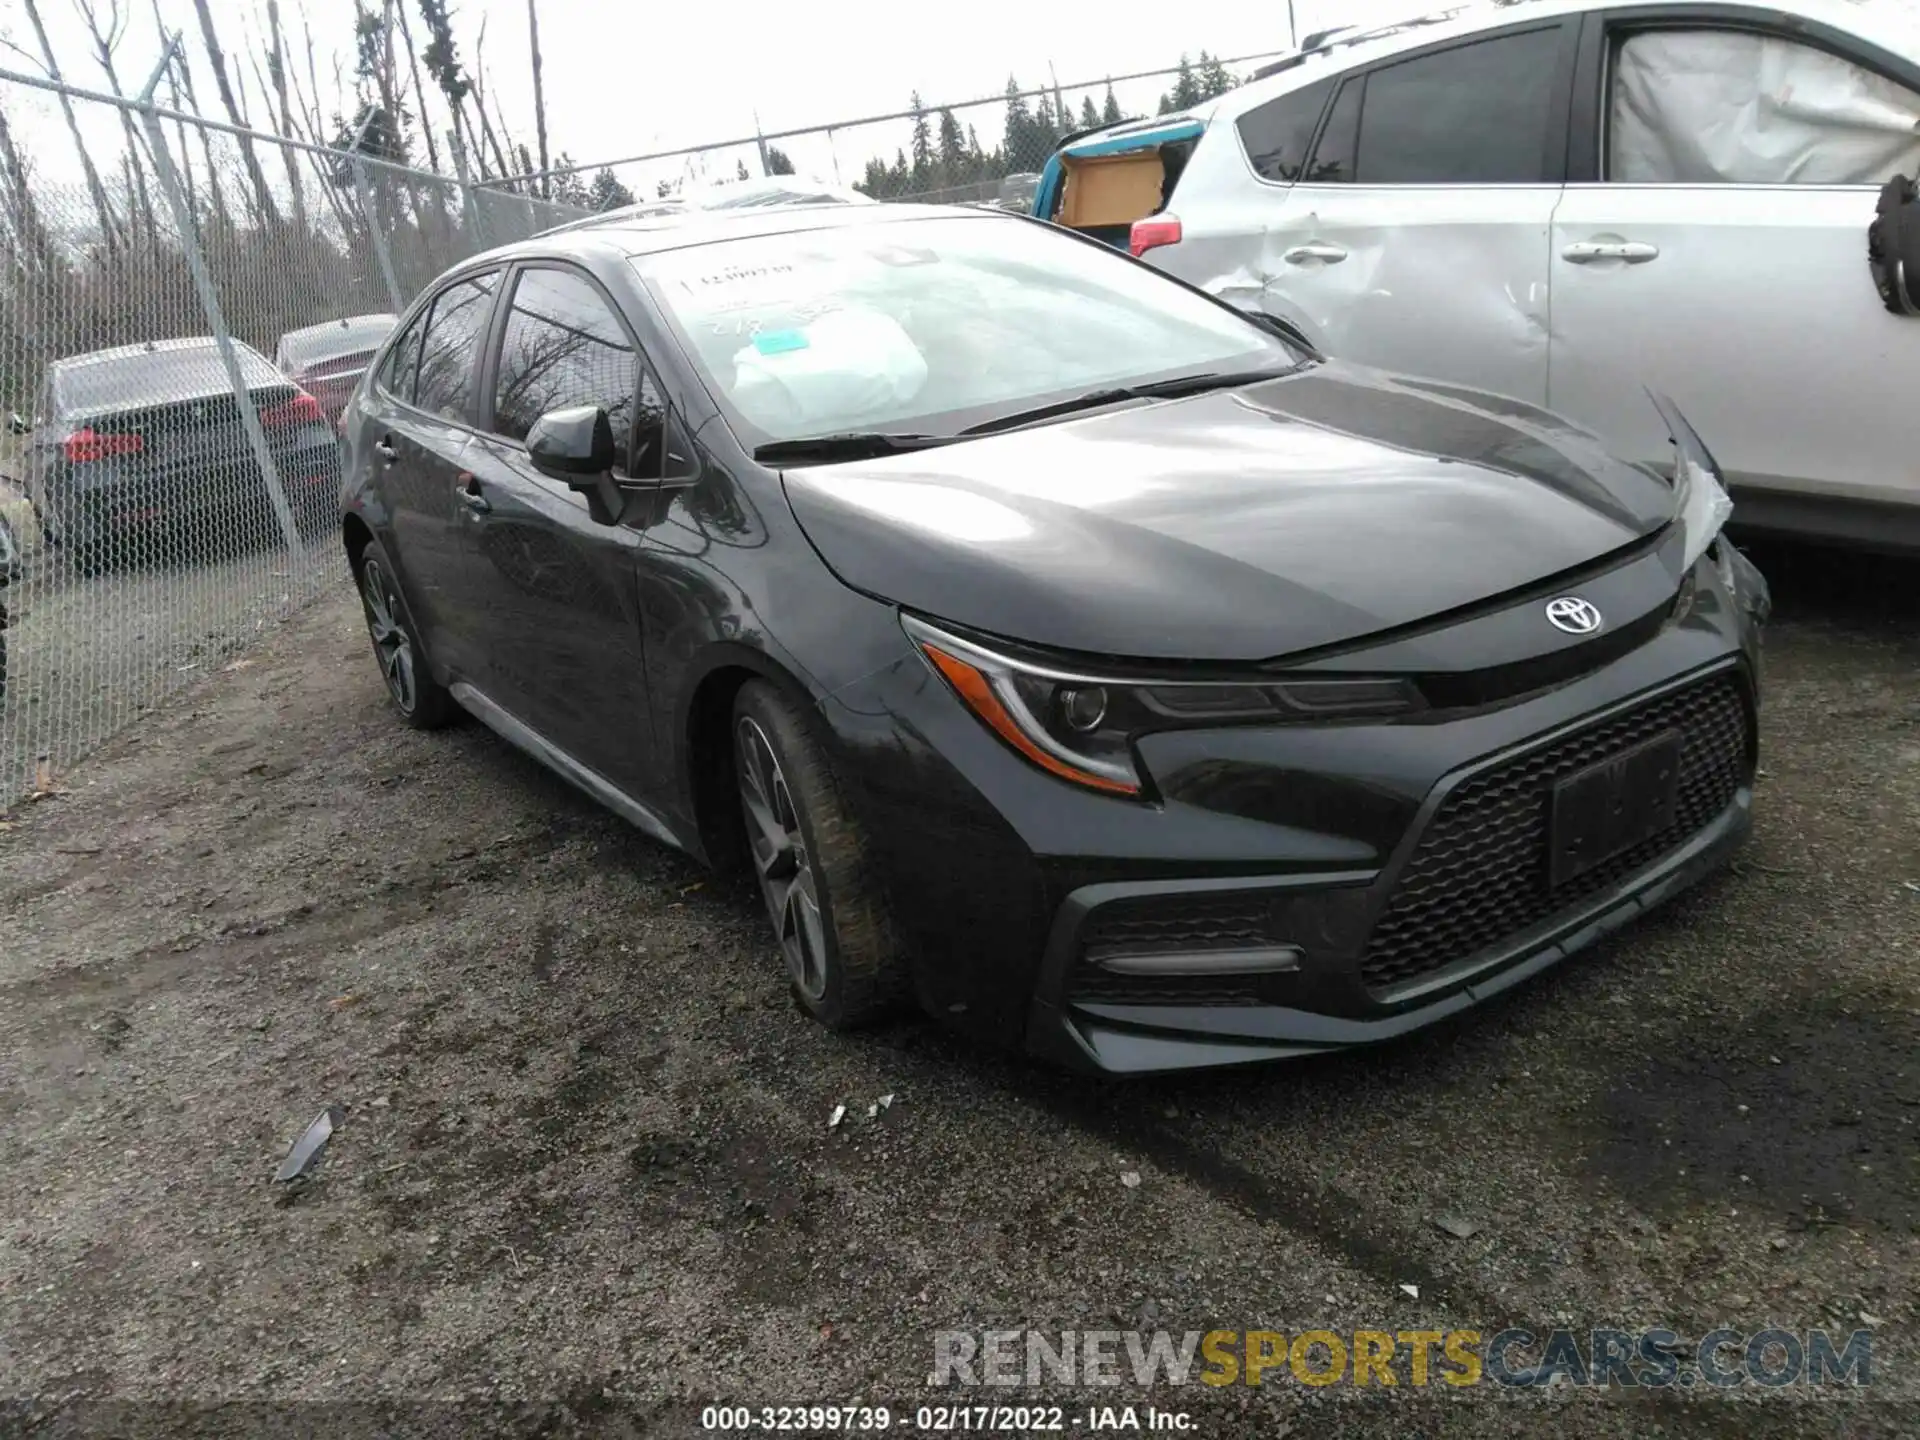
left=1306, top=77, right=1364, bottom=182
left=491, top=267, right=640, bottom=464
left=1236, top=77, right=1336, bottom=183
left=1609, top=28, right=1920, bottom=185
left=1351, top=27, right=1565, bottom=184
left=413, top=271, right=499, bottom=421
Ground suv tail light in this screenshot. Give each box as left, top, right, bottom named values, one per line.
left=63, top=427, right=143, bottom=463
left=260, top=392, right=325, bottom=428
left=1129, top=215, right=1183, bottom=258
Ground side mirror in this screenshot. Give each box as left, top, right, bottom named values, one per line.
left=526, top=404, right=616, bottom=480
left=7, top=412, right=30, bottom=436
left=527, top=403, right=629, bottom=525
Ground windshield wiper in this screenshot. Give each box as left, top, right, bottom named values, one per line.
left=753, top=431, right=958, bottom=465
left=959, top=366, right=1300, bottom=437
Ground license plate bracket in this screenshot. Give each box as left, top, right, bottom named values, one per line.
left=1549, top=729, right=1684, bottom=889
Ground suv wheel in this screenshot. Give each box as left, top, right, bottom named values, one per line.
left=733, top=679, right=904, bottom=1028
left=356, top=539, right=457, bottom=729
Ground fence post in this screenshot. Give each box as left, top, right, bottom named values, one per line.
left=351, top=114, right=407, bottom=312
left=137, top=35, right=303, bottom=555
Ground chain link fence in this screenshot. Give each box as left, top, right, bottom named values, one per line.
left=0, top=61, right=586, bottom=807
left=505, top=50, right=1282, bottom=218
left=0, top=41, right=1273, bottom=807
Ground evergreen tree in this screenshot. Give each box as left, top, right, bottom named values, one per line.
left=1002, top=77, right=1035, bottom=172
left=1196, top=51, right=1237, bottom=100
left=909, top=92, right=934, bottom=184
left=1079, top=96, right=1100, bottom=130
left=937, top=108, right=968, bottom=183
left=1101, top=82, right=1124, bottom=125
left=1158, top=55, right=1201, bottom=115
left=549, top=153, right=593, bottom=207
left=588, top=167, right=635, bottom=211
left=736, top=158, right=751, bottom=181
left=766, top=145, right=795, bottom=175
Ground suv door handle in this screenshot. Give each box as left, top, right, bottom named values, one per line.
left=1282, top=242, right=1349, bottom=265
left=455, top=473, right=491, bottom=514
left=373, top=439, right=398, bottom=463
left=1563, top=240, right=1660, bottom=264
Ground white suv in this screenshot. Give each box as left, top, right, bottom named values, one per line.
left=1036, top=0, right=1920, bottom=552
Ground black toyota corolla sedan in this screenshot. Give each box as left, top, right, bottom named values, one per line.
left=339, top=202, right=1769, bottom=1075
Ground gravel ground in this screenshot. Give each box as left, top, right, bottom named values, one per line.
left=1, top=540, right=1916, bottom=1439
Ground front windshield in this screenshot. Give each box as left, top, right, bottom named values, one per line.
left=632, top=215, right=1298, bottom=446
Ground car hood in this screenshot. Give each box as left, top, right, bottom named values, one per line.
left=779, top=361, right=1680, bottom=663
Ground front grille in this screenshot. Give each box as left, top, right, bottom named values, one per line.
left=1072, top=891, right=1281, bottom=1006
left=1359, top=671, right=1750, bottom=994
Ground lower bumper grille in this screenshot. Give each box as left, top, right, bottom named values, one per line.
left=1359, top=670, right=1751, bottom=994
left=1072, top=892, right=1281, bottom=1005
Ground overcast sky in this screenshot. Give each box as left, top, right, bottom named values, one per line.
left=1, top=0, right=1420, bottom=198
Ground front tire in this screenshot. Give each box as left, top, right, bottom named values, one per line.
left=733, top=679, right=905, bottom=1029
left=355, top=539, right=457, bottom=730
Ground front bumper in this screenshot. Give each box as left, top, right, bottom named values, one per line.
left=1027, top=720, right=1750, bottom=1075
left=820, top=545, right=1764, bottom=1075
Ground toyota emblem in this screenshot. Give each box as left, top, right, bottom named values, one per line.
left=1545, top=596, right=1603, bottom=635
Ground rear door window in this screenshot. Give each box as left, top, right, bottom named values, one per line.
left=1306, top=77, right=1364, bottom=182
left=1351, top=26, right=1567, bottom=183
left=1236, top=78, right=1336, bottom=183
left=413, top=271, right=499, bottom=422
left=378, top=314, right=424, bottom=403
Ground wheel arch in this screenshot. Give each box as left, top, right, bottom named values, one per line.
left=679, top=643, right=823, bottom=875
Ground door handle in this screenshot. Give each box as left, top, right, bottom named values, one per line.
left=373, top=439, right=398, bottom=463
left=454, top=473, right=490, bottom=514
left=1282, top=241, right=1349, bottom=265
left=1562, top=240, right=1660, bottom=264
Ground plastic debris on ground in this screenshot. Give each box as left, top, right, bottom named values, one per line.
left=273, top=1103, right=344, bottom=1186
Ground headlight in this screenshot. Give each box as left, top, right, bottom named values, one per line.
left=1649, top=391, right=1733, bottom=572
left=903, top=615, right=1422, bottom=798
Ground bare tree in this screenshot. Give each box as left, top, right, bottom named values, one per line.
left=189, top=0, right=283, bottom=227
left=142, top=0, right=197, bottom=230
left=258, top=0, right=309, bottom=231
left=71, top=0, right=157, bottom=243
left=7, top=0, right=121, bottom=252
left=527, top=0, right=549, bottom=198
left=469, top=20, right=515, bottom=183
left=152, top=6, right=232, bottom=236
left=0, top=101, right=54, bottom=268
left=393, top=0, right=441, bottom=174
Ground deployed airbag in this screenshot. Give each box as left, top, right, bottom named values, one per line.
left=730, top=308, right=929, bottom=432
left=1610, top=29, right=1920, bottom=185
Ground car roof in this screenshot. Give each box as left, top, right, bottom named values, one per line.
left=276, top=313, right=397, bottom=365
left=1047, top=0, right=1916, bottom=146
left=51, top=337, right=282, bottom=413
left=462, top=201, right=1007, bottom=271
